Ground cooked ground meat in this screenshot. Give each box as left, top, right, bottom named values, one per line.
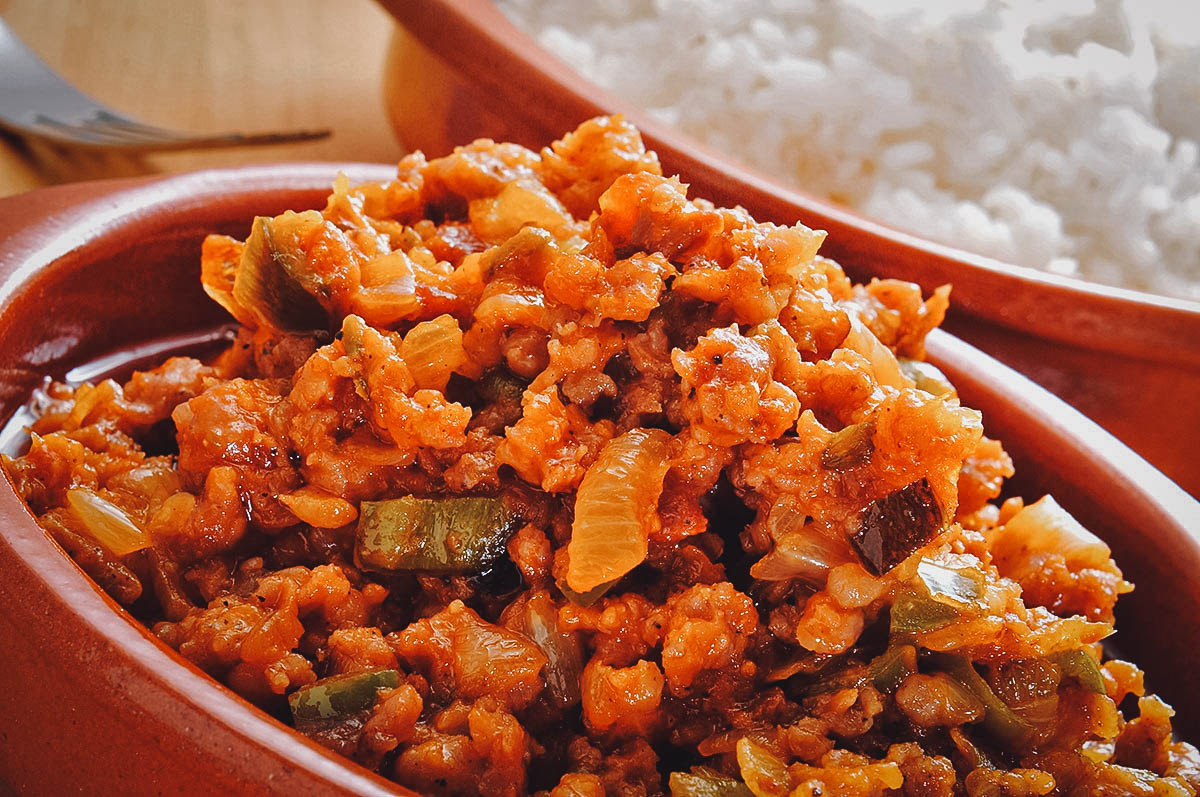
left=4, top=116, right=1196, bottom=796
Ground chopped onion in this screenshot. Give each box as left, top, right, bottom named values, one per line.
left=841, top=314, right=905, bottom=389
left=899, top=358, right=956, bottom=398
left=503, top=590, right=583, bottom=709
left=736, top=738, right=791, bottom=797
left=469, top=179, right=576, bottom=242
left=566, top=428, right=671, bottom=593
left=990, top=495, right=1111, bottom=581
left=669, top=768, right=753, bottom=797
left=351, top=250, right=421, bottom=326
left=401, top=314, right=467, bottom=391
left=232, top=213, right=329, bottom=331
left=750, top=495, right=850, bottom=582
left=66, top=487, right=151, bottom=556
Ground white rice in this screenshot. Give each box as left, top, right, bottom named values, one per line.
left=496, top=0, right=1200, bottom=300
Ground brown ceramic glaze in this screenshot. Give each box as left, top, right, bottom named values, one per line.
left=0, top=166, right=1198, bottom=795
left=379, top=0, right=1200, bottom=497
left=0, top=167, right=413, bottom=796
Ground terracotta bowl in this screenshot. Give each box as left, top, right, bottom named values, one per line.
left=378, top=0, right=1200, bottom=498
left=0, top=166, right=412, bottom=796
left=0, top=166, right=1198, bottom=795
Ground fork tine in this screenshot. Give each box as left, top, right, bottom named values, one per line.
left=82, top=111, right=331, bottom=150
left=86, top=111, right=207, bottom=141
left=27, top=115, right=144, bottom=147
left=0, top=18, right=331, bottom=152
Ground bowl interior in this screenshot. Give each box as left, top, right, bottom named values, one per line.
left=0, top=165, right=1197, bottom=797
left=0, top=168, right=407, bottom=796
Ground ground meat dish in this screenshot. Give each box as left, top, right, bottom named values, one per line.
left=5, top=117, right=1198, bottom=796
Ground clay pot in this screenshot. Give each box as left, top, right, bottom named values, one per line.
left=0, top=165, right=1197, bottom=796
left=0, top=166, right=412, bottom=796
left=379, top=0, right=1200, bottom=497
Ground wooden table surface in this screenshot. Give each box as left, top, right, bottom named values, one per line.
left=0, top=0, right=405, bottom=196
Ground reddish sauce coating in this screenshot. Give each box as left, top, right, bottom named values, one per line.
left=5, top=117, right=1197, bottom=796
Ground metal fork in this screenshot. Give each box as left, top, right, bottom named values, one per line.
left=0, top=17, right=330, bottom=151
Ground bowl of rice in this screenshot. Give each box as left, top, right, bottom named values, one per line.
left=0, top=117, right=1199, bottom=794
left=378, top=0, right=1200, bottom=496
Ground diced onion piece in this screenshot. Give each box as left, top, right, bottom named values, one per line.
left=669, top=768, right=754, bottom=797
left=1050, top=649, right=1106, bottom=694
left=566, top=428, right=672, bottom=593
left=751, top=527, right=850, bottom=583
left=557, top=575, right=619, bottom=607
left=916, top=559, right=987, bottom=608
left=288, top=669, right=399, bottom=723
left=469, top=179, right=576, bottom=242
left=751, top=494, right=853, bottom=583
left=990, top=495, right=1111, bottom=580
left=232, top=213, right=329, bottom=331
left=842, top=314, right=905, bottom=389
left=278, top=486, right=358, bottom=529
left=820, top=420, right=875, bottom=471
left=402, top=314, right=467, bottom=391
left=504, top=590, right=583, bottom=709
left=65, top=487, right=151, bottom=556
left=200, top=234, right=252, bottom=326
left=736, top=738, right=791, bottom=797
left=899, top=358, right=957, bottom=397
left=351, top=250, right=421, bottom=326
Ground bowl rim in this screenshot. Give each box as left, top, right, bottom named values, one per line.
left=0, top=162, right=1198, bottom=784
left=0, top=165, right=409, bottom=796
left=380, top=0, right=1200, bottom=369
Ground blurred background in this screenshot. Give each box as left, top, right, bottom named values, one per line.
left=0, top=0, right=404, bottom=196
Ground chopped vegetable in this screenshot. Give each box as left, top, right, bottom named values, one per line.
left=935, top=654, right=1032, bottom=749
left=278, top=485, right=358, bottom=529
left=352, top=250, right=421, bottom=326
left=565, top=428, right=672, bottom=593
left=288, top=669, right=400, bottom=723
left=1051, top=649, right=1106, bottom=694
left=736, top=737, right=792, bottom=797
left=899, top=358, right=956, bottom=397
left=670, top=768, right=754, bottom=797
left=199, top=234, right=250, bottom=326
left=504, top=590, right=584, bottom=708
left=915, top=558, right=986, bottom=606
left=891, top=559, right=988, bottom=635
left=65, top=487, right=151, bottom=556
left=401, top=314, right=467, bottom=391
left=989, top=495, right=1112, bottom=581
left=557, top=575, right=618, bottom=608
left=841, top=314, right=906, bottom=389
left=987, top=658, right=1061, bottom=727
left=750, top=495, right=851, bottom=583
left=868, top=644, right=918, bottom=693
left=820, top=420, right=875, bottom=471
left=232, top=213, right=329, bottom=331
left=480, top=226, right=558, bottom=279
left=890, top=593, right=960, bottom=635
left=355, top=495, right=519, bottom=573
left=850, top=478, right=944, bottom=575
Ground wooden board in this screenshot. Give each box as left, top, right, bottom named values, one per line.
left=0, top=0, right=405, bottom=196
